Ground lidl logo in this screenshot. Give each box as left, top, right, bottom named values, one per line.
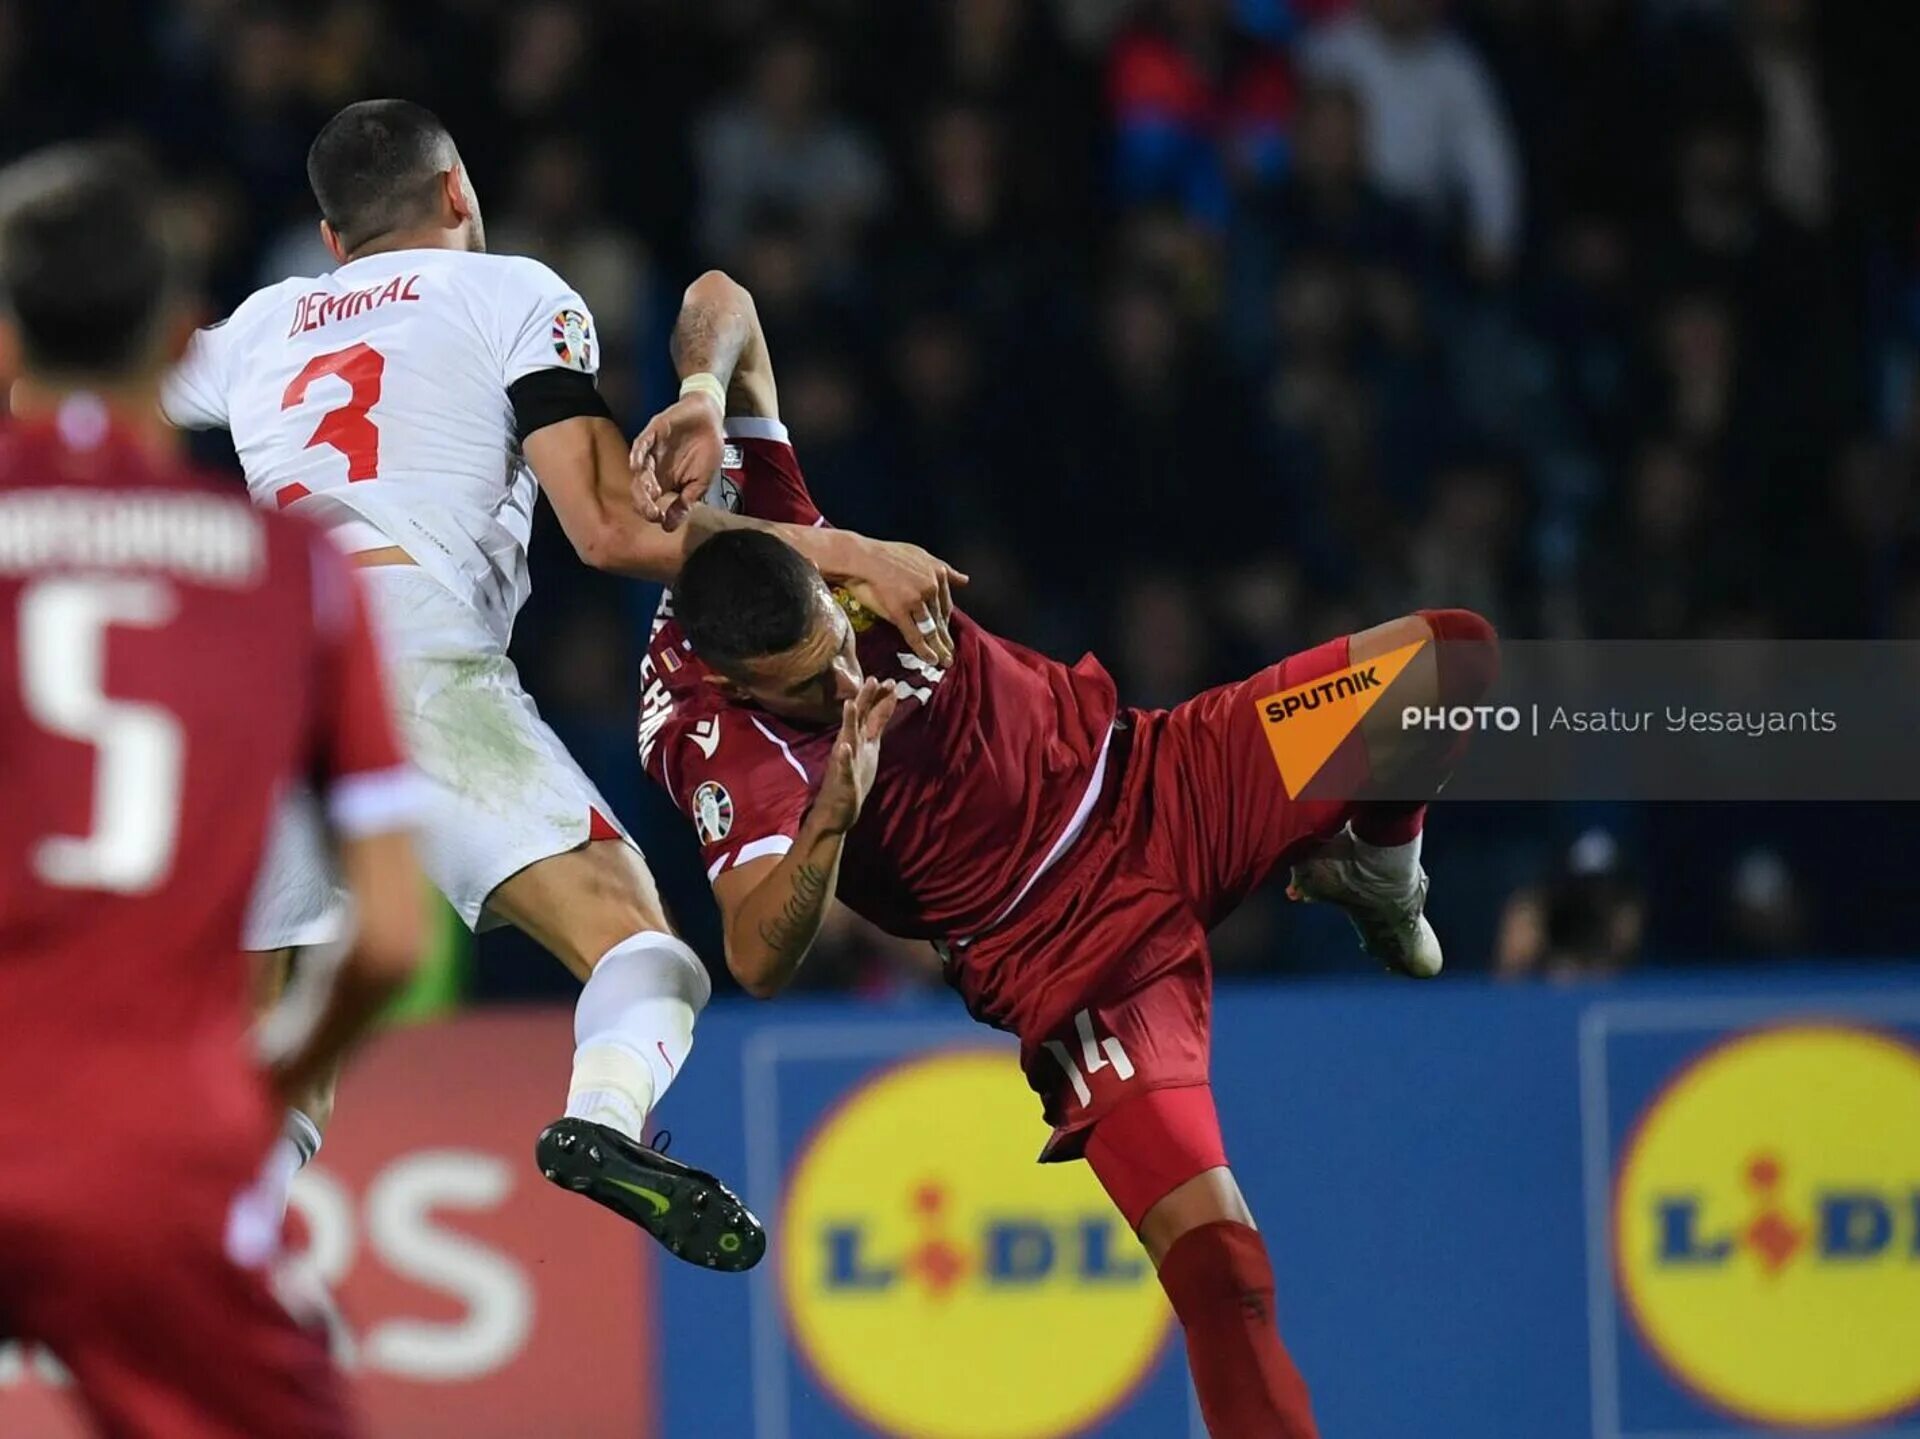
left=780, top=1049, right=1170, bottom=1439
left=1256, top=640, right=1425, bottom=797
left=1614, top=1024, right=1920, bottom=1429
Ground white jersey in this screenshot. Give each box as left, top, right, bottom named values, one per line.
left=162, top=248, right=601, bottom=645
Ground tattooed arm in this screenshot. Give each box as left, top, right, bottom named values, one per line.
left=709, top=680, right=897, bottom=997
left=629, top=270, right=768, bottom=524
left=669, top=269, right=775, bottom=419
left=627, top=270, right=967, bottom=664
left=711, top=829, right=843, bottom=999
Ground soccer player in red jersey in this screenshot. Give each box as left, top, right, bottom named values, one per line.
left=0, top=146, right=426, bottom=1439
left=632, top=273, right=1499, bottom=1438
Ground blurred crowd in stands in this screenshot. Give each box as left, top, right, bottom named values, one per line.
left=8, top=0, right=1917, bottom=992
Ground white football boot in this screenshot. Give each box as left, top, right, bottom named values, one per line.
left=1287, top=824, right=1444, bottom=978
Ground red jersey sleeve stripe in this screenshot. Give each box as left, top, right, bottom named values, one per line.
left=704, top=833, right=793, bottom=884
left=748, top=715, right=810, bottom=782
left=734, top=835, right=793, bottom=866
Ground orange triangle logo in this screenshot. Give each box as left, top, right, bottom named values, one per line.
left=1256, top=640, right=1426, bottom=798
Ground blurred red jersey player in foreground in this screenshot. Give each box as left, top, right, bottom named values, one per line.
left=0, top=145, right=426, bottom=1439
left=632, top=272, right=1500, bottom=1438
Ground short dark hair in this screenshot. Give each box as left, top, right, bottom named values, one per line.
left=676, top=529, right=822, bottom=670
left=0, top=143, right=176, bottom=376
left=307, top=99, right=458, bottom=252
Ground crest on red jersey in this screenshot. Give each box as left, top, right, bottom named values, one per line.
left=692, top=780, right=734, bottom=845
left=832, top=587, right=876, bottom=633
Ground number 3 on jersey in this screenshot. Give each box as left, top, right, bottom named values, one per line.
left=282, top=342, right=385, bottom=482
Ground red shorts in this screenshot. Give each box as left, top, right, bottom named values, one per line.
left=947, top=636, right=1359, bottom=1157
left=0, top=1135, right=355, bottom=1439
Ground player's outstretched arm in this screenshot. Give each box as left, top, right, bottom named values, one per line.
left=782, top=528, right=966, bottom=668
left=630, top=268, right=773, bottom=528
left=709, top=679, right=895, bottom=997
left=534, top=413, right=966, bottom=664
left=526, top=412, right=714, bottom=580
left=518, top=405, right=852, bottom=591
left=633, top=269, right=970, bottom=665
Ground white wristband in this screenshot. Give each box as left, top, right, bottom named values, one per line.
left=679, top=372, right=727, bottom=413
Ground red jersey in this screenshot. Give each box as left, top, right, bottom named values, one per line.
left=0, top=401, right=407, bottom=1157
left=637, top=418, right=1118, bottom=940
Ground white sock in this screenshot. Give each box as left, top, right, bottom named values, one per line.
left=1350, top=827, right=1422, bottom=890
left=261, top=1109, right=323, bottom=1223
left=564, top=931, right=711, bottom=1142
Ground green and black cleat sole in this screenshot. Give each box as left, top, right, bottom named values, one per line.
left=536, top=1117, right=767, bottom=1273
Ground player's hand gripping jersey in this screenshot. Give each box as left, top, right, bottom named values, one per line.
left=637, top=419, right=1119, bottom=941
left=162, top=248, right=603, bottom=645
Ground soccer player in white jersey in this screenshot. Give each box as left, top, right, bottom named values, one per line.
left=163, top=100, right=964, bottom=1271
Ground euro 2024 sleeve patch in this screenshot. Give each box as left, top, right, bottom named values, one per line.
left=551, top=308, right=595, bottom=371
left=692, top=780, right=734, bottom=846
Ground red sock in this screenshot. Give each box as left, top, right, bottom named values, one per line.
left=1352, top=610, right=1499, bottom=838
left=1157, top=1221, right=1320, bottom=1439
left=1414, top=607, right=1500, bottom=706
left=1351, top=802, right=1424, bottom=847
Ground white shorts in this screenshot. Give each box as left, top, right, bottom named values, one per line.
left=242, top=567, right=630, bottom=949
